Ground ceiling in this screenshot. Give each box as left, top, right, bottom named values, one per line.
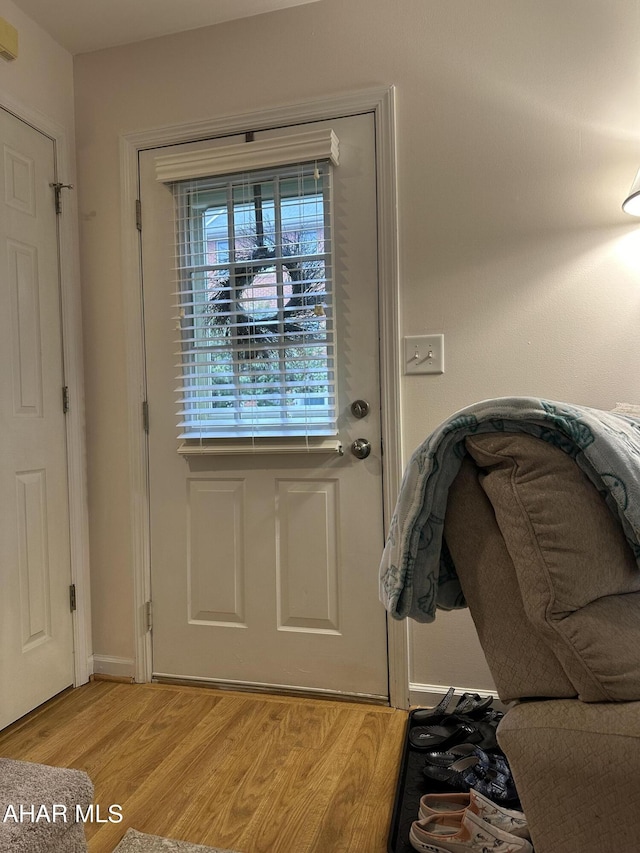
left=11, top=0, right=323, bottom=55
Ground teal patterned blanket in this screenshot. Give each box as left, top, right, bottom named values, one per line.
left=379, top=397, right=640, bottom=622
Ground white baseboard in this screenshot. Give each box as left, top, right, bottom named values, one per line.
left=409, top=682, right=503, bottom=710
left=91, top=654, right=136, bottom=680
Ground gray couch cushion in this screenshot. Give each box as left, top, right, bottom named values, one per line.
left=466, top=433, right=640, bottom=701
left=445, top=455, right=576, bottom=702
left=497, top=698, right=640, bottom=853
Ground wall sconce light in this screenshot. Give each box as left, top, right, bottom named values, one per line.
left=623, top=168, right=640, bottom=216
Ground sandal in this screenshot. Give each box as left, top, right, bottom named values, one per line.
left=410, top=687, right=456, bottom=724
left=422, top=744, right=518, bottom=803
left=450, top=692, right=494, bottom=719
left=411, top=689, right=495, bottom=725
left=447, top=713, right=502, bottom=750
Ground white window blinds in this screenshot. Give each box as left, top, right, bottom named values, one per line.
left=157, top=134, right=339, bottom=441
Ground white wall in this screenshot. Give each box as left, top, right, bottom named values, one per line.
left=0, top=0, right=74, bottom=128
left=73, top=0, right=640, bottom=697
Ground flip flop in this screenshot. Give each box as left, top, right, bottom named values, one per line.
left=409, top=717, right=498, bottom=751
left=409, top=715, right=498, bottom=751
left=442, top=713, right=502, bottom=751
left=409, top=720, right=474, bottom=751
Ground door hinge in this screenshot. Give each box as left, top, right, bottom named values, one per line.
left=62, top=385, right=70, bottom=414
left=145, top=600, right=153, bottom=632
left=69, top=584, right=77, bottom=612
left=50, top=182, right=74, bottom=215
left=142, top=400, right=149, bottom=433
left=135, top=199, right=142, bottom=231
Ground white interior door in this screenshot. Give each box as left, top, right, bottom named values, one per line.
left=0, top=107, right=74, bottom=729
left=140, top=112, right=389, bottom=699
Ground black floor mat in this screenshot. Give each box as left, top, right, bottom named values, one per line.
left=387, top=707, right=522, bottom=853
left=387, top=709, right=443, bottom=853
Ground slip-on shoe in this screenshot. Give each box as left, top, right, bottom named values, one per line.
left=418, top=789, right=530, bottom=839
left=409, top=808, right=533, bottom=853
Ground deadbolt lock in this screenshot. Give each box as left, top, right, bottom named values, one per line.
left=351, top=399, right=370, bottom=419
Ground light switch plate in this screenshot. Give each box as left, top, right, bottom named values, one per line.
left=404, top=334, right=444, bottom=374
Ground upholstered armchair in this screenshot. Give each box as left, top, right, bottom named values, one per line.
left=444, top=432, right=640, bottom=852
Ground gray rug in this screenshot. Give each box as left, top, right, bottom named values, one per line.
left=113, top=828, right=240, bottom=853
left=0, top=758, right=93, bottom=853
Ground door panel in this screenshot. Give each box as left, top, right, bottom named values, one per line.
left=187, top=477, right=245, bottom=625
left=140, top=112, right=389, bottom=698
left=0, top=107, right=74, bottom=729
left=276, top=478, right=339, bottom=632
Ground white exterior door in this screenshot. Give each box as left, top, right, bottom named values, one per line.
left=140, top=113, right=388, bottom=699
left=0, top=107, right=74, bottom=729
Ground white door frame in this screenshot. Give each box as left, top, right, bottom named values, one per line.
left=0, top=94, right=92, bottom=688
left=119, top=86, right=410, bottom=709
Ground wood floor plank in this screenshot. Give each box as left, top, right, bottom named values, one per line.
left=309, top=711, right=392, bottom=852
left=235, top=709, right=365, bottom=853
left=0, top=683, right=151, bottom=768
left=168, top=699, right=296, bottom=846
left=0, top=681, right=118, bottom=758
left=81, top=688, right=227, bottom=825
left=194, top=703, right=362, bottom=851
left=89, top=692, right=256, bottom=852
left=272, top=697, right=345, bottom=750
left=344, top=710, right=407, bottom=850
left=38, top=685, right=162, bottom=770
left=0, top=682, right=407, bottom=853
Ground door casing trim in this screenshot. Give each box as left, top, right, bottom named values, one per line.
left=119, top=86, right=409, bottom=708
left=0, top=94, right=92, bottom=688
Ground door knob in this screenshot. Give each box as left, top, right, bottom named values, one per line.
left=351, top=438, right=371, bottom=459
left=351, top=399, right=370, bottom=419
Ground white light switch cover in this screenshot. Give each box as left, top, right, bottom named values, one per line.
left=404, top=334, right=444, bottom=374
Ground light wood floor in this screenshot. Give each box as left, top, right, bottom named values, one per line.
left=0, top=680, right=407, bottom=853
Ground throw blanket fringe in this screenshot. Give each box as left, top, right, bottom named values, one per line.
left=379, top=397, right=640, bottom=623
